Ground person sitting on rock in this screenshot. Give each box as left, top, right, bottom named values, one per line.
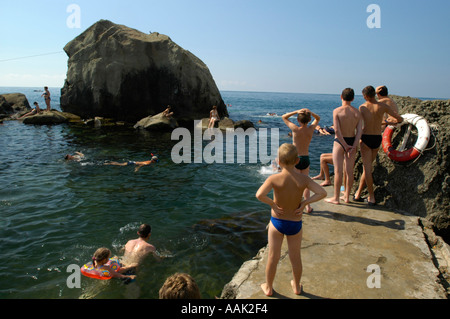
left=19, top=102, right=41, bottom=119
left=105, top=155, right=159, bottom=172
left=208, top=105, right=220, bottom=129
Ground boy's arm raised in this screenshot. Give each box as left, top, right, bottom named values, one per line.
left=309, top=111, right=321, bottom=129
left=282, top=111, right=300, bottom=131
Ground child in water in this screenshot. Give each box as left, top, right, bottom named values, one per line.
left=256, top=143, right=327, bottom=296
left=89, top=247, right=137, bottom=281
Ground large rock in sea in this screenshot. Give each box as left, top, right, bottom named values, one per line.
left=60, top=19, right=228, bottom=123
left=0, top=93, right=31, bottom=119
left=353, top=96, right=450, bottom=241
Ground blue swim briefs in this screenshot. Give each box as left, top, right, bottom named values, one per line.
left=271, top=217, right=303, bottom=236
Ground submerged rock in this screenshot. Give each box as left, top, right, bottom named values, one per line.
left=60, top=19, right=228, bottom=123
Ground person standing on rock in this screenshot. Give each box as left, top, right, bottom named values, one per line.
left=282, top=108, right=320, bottom=213
left=325, top=88, right=363, bottom=205
left=41, top=87, right=51, bottom=111
left=208, top=105, right=220, bottom=129
left=353, top=86, right=403, bottom=206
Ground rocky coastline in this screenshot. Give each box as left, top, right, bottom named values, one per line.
left=352, top=95, right=450, bottom=242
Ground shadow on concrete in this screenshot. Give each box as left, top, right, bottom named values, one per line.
left=310, top=209, right=406, bottom=231
left=268, top=289, right=328, bottom=300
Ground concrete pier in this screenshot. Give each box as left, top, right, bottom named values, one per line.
left=221, top=186, right=449, bottom=299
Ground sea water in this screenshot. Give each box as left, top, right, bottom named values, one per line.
left=0, top=88, right=365, bottom=299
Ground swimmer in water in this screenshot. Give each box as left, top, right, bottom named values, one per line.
left=121, top=224, right=162, bottom=266
left=65, top=151, right=85, bottom=161
left=91, top=247, right=137, bottom=281
left=105, top=155, right=159, bottom=172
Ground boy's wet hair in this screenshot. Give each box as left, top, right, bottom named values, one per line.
left=342, top=88, right=355, bottom=102
left=297, top=111, right=311, bottom=124
left=138, top=224, right=151, bottom=238
left=362, top=86, right=376, bottom=98
left=159, top=273, right=201, bottom=299
left=278, top=144, right=298, bottom=166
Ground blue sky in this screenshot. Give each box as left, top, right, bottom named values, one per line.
left=0, top=0, right=449, bottom=98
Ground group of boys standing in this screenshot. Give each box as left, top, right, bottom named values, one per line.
left=256, top=85, right=403, bottom=296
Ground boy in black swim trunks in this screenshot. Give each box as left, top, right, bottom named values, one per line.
left=282, top=108, right=321, bottom=213
left=354, top=86, right=403, bottom=205
left=325, top=88, right=363, bottom=205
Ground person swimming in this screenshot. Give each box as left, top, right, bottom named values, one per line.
left=105, top=155, right=159, bottom=172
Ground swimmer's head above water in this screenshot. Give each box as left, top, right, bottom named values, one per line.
left=151, top=155, right=159, bottom=163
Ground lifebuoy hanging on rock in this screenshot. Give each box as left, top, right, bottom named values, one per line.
left=382, top=114, right=430, bottom=162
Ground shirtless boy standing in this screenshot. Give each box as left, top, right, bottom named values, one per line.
left=122, top=224, right=161, bottom=266
left=282, top=108, right=320, bottom=213
left=354, top=86, right=403, bottom=205
left=256, top=144, right=327, bottom=296
left=325, top=88, right=363, bottom=205
left=376, top=86, right=400, bottom=127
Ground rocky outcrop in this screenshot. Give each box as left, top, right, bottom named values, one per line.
left=21, top=110, right=80, bottom=125
left=353, top=96, right=450, bottom=241
left=60, top=19, right=228, bottom=123
left=0, top=93, right=31, bottom=119
left=134, top=112, right=178, bottom=131
left=199, top=117, right=255, bottom=130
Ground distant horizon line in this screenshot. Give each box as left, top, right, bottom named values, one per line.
left=0, top=86, right=447, bottom=100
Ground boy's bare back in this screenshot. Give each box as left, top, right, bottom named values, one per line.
left=268, top=170, right=311, bottom=220
left=292, top=127, right=314, bottom=156
left=334, top=105, right=361, bottom=137
left=360, top=101, right=394, bottom=135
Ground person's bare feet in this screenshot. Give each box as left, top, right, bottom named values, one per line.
left=320, top=180, right=332, bottom=186
left=261, top=283, right=273, bottom=297
left=325, top=197, right=340, bottom=205
left=340, top=195, right=350, bottom=203
left=291, top=280, right=302, bottom=295
left=312, top=175, right=324, bottom=181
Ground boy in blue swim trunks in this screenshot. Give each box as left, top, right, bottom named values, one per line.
left=256, top=144, right=327, bottom=296
left=282, top=108, right=321, bottom=213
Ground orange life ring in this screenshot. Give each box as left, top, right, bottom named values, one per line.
left=382, top=114, right=430, bottom=162
left=80, top=257, right=121, bottom=280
